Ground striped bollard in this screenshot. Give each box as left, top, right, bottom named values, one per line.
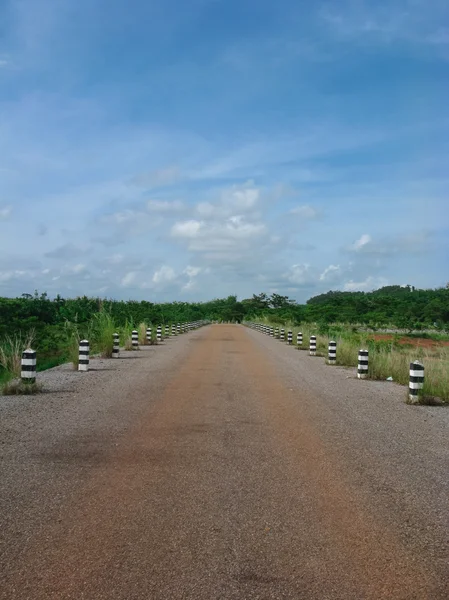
left=280, top=329, right=285, bottom=341
left=409, top=361, right=424, bottom=403
left=157, top=326, right=162, bottom=343
left=309, top=336, right=316, bottom=356
left=146, top=327, right=152, bottom=343
left=328, top=341, right=337, bottom=365
left=270, top=327, right=274, bottom=337
left=21, top=349, right=36, bottom=383
left=132, top=330, right=139, bottom=349
left=357, top=349, right=369, bottom=379
left=297, top=332, right=303, bottom=346
left=274, top=327, right=279, bottom=338
left=112, top=333, right=120, bottom=358
left=165, top=325, right=170, bottom=337
left=172, top=324, right=176, bottom=336
left=78, top=340, right=89, bottom=372
left=287, top=330, right=292, bottom=345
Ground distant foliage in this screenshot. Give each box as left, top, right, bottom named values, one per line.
left=0, top=286, right=447, bottom=358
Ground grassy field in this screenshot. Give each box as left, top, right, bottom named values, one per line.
left=247, top=320, right=449, bottom=404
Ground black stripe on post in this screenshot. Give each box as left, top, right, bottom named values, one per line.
left=357, top=349, right=369, bottom=379
left=21, top=349, right=37, bottom=384
left=309, top=335, right=317, bottom=356
left=328, top=341, right=337, bottom=365
left=409, top=361, right=424, bottom=402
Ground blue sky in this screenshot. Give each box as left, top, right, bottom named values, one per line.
left=0, top=0, right=448, bottom=302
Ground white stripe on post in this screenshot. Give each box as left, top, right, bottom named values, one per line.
left=297, top=332, right=303, bottom=346
left=357, top=349, right=369, bottom=379
left=132, top=330, right=139, bottom=349
left=409, top=361, right=424, bottom=402
left=309, top=335, right=317, bottom=356
left=78, top=340, right=89, bottom=372
left=328, top=341, right=337, bottom=365
left=113, top=333, right=120, bottom=358
left=21, top=349, right=36, bottom=383
left=287, top=330, right=293, bottom=345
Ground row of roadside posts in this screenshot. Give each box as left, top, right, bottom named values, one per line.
left=247, top=322, right=425, bottom=403
left=21, top=321, right=208, bottom=384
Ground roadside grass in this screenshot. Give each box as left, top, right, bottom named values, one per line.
left=0, top=331, right=36, bottom=381
left=2, top=380, right=43, bottom=395
left=89, top=312, right=116, bottom=358
left=247, top=320, right=449, bottom=404
left=138, top=322, right=148, bottom=345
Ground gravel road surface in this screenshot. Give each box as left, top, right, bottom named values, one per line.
left=1, top=324, right=448, bottom=599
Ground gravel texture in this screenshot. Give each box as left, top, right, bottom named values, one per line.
left=0, top=324, right=448, bottom=599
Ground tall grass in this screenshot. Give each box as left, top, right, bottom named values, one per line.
left=0, top=331, right=36, bottom=381
left=64, top=319, right=81, bottom=369
left=89, top=312, right=116, bottom=358
left=248, top=320, right=449, bottom=403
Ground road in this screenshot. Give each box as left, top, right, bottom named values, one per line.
left=1, top=324, right=448, bottom=599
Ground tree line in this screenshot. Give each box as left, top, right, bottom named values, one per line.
left=1, top=285, right=448, bottom=342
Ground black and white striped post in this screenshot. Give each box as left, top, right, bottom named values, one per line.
left=78, top=340, right=89, bottom=372
left=270, top=327, right=274, bottom=337
left=275, top=327, right=279, bottom=338
left=132, top=330, right=139, bottom=349
left=157, top=326, right=162, bottom=343
left=280, top=329, right=285, bottom=342
left=165, top=325, right=170, bottom=338
left=172, top=324, right=176, bottom=336
left=112, top=333, right=120, bottom=358
left=287, top=330, right=293, bottom=345
left=409, top=361, right=424, bottom=402
left=21, top=349, right=36, bottom=383
left=297, top=332, right=303, bottom=347
left=357, top=349, right=369, bottom=379
left=146, top=327, right=152, bottom=344
left=177, top=323, right=181, bottom=334
left=328, top=341, right=337, bottom=365
left=309, top=335, right=316, bottom=356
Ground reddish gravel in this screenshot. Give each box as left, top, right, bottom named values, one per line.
left=371, top=334, right=449, bottom=348
left=1, top=325, right=448, bottom=599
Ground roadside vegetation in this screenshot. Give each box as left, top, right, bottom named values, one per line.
left=1, top=285, right=448, bottom=399
left=247, top=319, right=449, bottom=404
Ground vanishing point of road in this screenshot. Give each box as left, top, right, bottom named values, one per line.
left=1, top=325, right=448, bottom=599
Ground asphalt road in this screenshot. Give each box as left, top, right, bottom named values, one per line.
left=1, top=324, right=448, bottom=599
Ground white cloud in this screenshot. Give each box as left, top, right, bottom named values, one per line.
left=184, top=265, right=201, bottom=278
left=319, top=264, right=342, bottom=282
left=344, top=276, right=388, bottom=292
left=196, top=181, right=260, bottom=219
left=172, top=219, right=203, bottom=238
left=224, top=184, right=259, bottom=210
left=351, top=234, right=372, bottom=251
left=289, top=205, right=320, bottom=219
left=121, top=271, right=137, bottom=287
left=284, top=263, right=314, bottom=286
left=152, top=265, right=176, bottom=284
